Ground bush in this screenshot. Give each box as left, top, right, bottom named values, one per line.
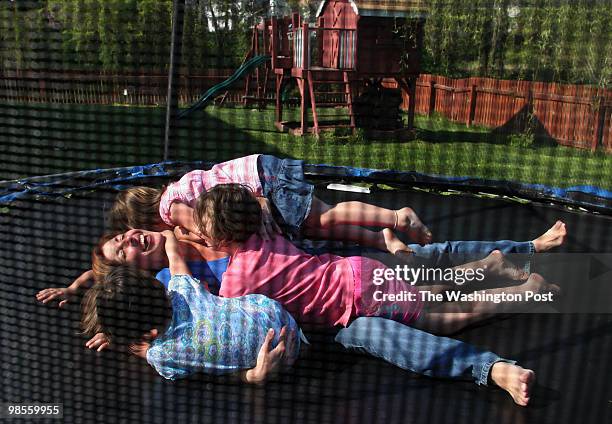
left=507, top=133, right=535, bottom=148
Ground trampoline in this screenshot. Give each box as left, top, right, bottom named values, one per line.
left=1, top=167, right=611, bottom=424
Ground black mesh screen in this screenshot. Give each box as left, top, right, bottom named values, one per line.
left=1, top=1, right=611, bottom=423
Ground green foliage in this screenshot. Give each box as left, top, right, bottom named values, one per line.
left=1, top=0, right=608, bottom=86
left=507, top=132, right=535, bottom=148
left=422, top=0, right=611, bottom=86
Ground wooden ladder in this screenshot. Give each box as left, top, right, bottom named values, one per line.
left=305, top=70, right=355, bottom=135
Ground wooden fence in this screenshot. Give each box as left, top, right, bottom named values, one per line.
left=388, top=75, right=612, bottom=151
left=1, top=70, right=611, bottom=151
left=0, top=69, right=254, bottom=107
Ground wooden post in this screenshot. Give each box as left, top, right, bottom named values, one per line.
left=467, top=84, right=477, bottom=127
left=302, top=22, right=309, bottom=70
left=343, top=71, right=355, bottom=130
left=592, top=94, right=606, bottom=151
left=428, top=78, right=436, bottom=116
left=299, top=78, right=308, bottom=136
left=275, top=73, right=283, bottom=124
left=396, top=77, right=416, bottom=130
left=308, top=71, right=319, bottom=135
left=318, top=17, right=324, bottom=67
left=270, top=17, right=278, bottom=70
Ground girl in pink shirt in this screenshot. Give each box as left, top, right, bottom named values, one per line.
left=108, top=154, right=431, bottom=255
left=194, top=184, right=561, bottom=334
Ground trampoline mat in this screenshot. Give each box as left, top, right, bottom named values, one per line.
left=1, top=185, right=611, bottom=424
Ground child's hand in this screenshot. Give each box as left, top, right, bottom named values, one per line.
left=36, top=270, right=94, bottom=308
left=256, top=197, right=281, bottom=240
left=129, top=340, right=151, bottom=359
left=244, top=327, right=289, bottom=384
left=173, top=226, right=208, bottom=245
left=85, top=333, right=111, bottom=352
left=161, top=229, right=180, bottom=256
left=163, top=229, right=191, bottom=276
left=36, top=287, right=76, bottom=308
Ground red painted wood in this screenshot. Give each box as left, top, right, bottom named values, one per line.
left=384, top=74, right=611, bottom=149
left=307, top=71, right=320, bottom=134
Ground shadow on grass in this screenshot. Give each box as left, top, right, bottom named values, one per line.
left=415, top=124, right=559, bottom=149
left=0, top=103, right=290, bottom=180
left=414, top=106, right=560, bottom=149
left=171, top=109, right=288, bottom=161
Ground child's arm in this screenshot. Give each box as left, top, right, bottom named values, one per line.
left=240, top=327, right=288, bottom=385
left=161, top=230, right=191, bottom=276
left=169, top=202, right=200, bottom=237
left=36, top=269, right=94, bottom=308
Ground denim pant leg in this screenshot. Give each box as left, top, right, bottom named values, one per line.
left=408, top=240, right=534, bottom=269
left=335, top=317, right=515, bottom=386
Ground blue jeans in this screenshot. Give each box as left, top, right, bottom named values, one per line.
left=408, top=240, right=534, bottom=268
left=258, top=155, right=314, bottom=236
left=335, top=317, right=515, bottom=386
left=302, top=240, right=534, bottom=268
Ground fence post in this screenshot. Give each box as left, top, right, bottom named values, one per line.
left=467, top=84, right=477, bottom=127
left=428, top=78, right=436, bottom=116
left=592, top=94, right=605, bottom=151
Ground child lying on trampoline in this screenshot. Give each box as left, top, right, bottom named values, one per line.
left=109, top=154, right=432, bottom=254
left=83, top=231, right=535, bottom=406
left=38, top=153, right=432, bottom=301
left=81, top=229, right=302, bottom=383
left=194, top=184, right=561, bottom=336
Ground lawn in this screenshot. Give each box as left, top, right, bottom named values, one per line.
left=1, top=102, right=610, bottom=190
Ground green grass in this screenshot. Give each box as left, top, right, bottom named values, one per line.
left=1, top=102, right=610, bottom=190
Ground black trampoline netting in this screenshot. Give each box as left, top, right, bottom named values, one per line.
left=1, top=1, right=611, bottom=423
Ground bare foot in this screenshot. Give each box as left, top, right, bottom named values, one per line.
left=490, top=362, right=535, bottom=406
left=382, top=228, right=415, bottom=256
left=522, top=272, right=561, bottom=297
left=481, top=250, right=529, bottom=281
left=395, top=207, right=432, bottom=244
left=532, top=220, right=566, bottom=252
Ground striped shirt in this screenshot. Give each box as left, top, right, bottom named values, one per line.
left=159, top=154, right=262, bottom=226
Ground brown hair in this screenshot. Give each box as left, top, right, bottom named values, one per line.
left=194, top=184, right=262, bottom=248
left=91, top=232, right=122, bottom=282
left=81, top=265, right=171, bottom=345
left=108, top=186, right=164, bottom=232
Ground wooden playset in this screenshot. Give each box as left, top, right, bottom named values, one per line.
left=244, top=0, right=427, bottom=137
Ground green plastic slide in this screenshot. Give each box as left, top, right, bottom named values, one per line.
left=178, top=55, right=270, bottom=120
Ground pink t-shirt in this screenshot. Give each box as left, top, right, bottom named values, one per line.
left=219, top=234, right=356, bottom=327
left=159, top=154, right=262, bottom=226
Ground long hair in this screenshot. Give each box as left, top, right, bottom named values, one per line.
left=108, top=186, right=164, bottom=232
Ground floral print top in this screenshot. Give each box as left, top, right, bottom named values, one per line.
left=146, top=275, right=301, bottom=380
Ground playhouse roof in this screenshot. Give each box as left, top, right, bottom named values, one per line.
left=316, top=0, right=427, bottom=19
